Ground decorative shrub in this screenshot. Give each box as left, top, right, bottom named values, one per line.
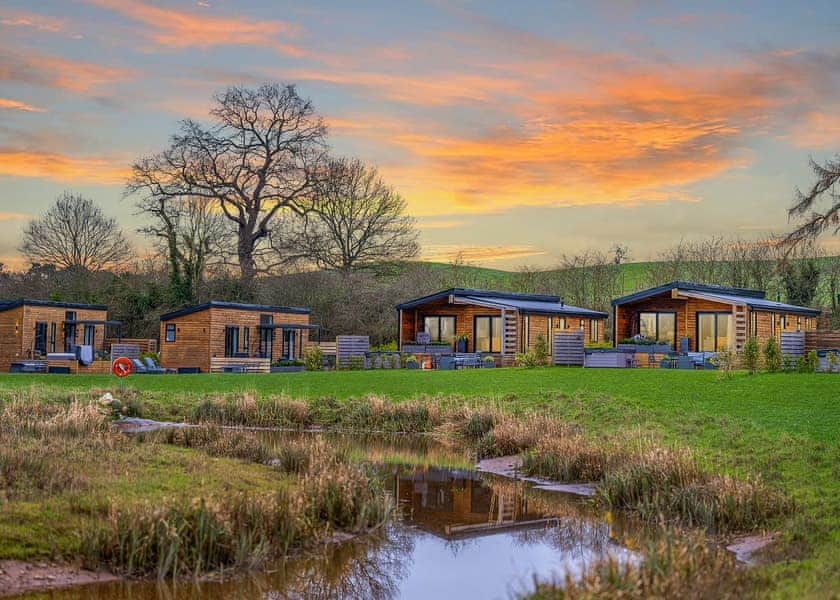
left=515, top=334, right=550, bottom=368
left=796, top=350, right=818, bottom=373
left=762, top=337, right=782, bottom=372
left=303, top=346, right=324, bottom=371
left=741, top=337, right=760, bottom=374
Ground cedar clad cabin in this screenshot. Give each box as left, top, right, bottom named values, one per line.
left=612, top=281, right=821, bottom=353
left=0, top=299, right=117, bottom=371
left=159, top=301, right=315, bottom=373
left=397, top=288, right=608, bottom=365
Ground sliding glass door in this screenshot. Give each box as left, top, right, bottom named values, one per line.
left=638, top=311, right=677, bottom=349
left=697, top=312, right=732, bottom=352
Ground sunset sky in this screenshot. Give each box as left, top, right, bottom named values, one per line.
left=1, top=0, right=839, bottom=269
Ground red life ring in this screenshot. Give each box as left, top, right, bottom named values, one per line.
left=112, top=356, right=133, bottom=378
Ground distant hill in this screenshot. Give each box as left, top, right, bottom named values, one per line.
left=416, top=257, right=840, bottom=303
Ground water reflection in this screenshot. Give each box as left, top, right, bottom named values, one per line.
left=18, top=435, right=643, bottom=600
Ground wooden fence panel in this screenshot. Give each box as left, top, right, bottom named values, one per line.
left=337, top=335, right=370, bottom=367
left=780, top=331, right=806, bottom=357
left=110, top=344, right=141, bottom=359
left=107, top=338, right=157, bottom=354
left=552, top=331, right=584, bottom=366
left=805, top=330, right=840, bottom=350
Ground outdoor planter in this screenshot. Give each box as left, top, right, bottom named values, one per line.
left=617, top=343, right=672, bottom=353
left=456, top=338, right=468, bottom=353
left=271, top=365, right=305, bottom=373
left=482, top=359, right=496, bottom=368
left=406, top=361, right=420, bottom=370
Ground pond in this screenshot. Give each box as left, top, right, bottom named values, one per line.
left=16, top=431, right=644, bottom=600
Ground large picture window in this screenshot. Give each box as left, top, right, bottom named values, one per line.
left=224, top=326, right=239, bottom=357
left=259, top=315, right=273, bottom=358
left=34, top=322, right=48, bottom=355
left=474, top=315, right=502, bottom=353
left=64, top=311, right=77, bottom=352
left=697, top=312, right=732, bottom=352
left=589, top=319, right=600, bottom=342
left=638, top=311, right=677, bottom=349
left=423, top=315, right=456, bottom=344
left=83, top=324, right=95, bottom=346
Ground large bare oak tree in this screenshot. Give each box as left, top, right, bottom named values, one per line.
left=20, top=192, right=131, bottom=271
left=787, top=155, right=840, bottom=244
left=128, top=83, right=327, bottom=289
left=286, top=158, right=419, bottom=272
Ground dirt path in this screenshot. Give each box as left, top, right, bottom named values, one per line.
left=0, top=560, right=120, bottom=597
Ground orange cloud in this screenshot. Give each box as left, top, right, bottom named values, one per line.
left=0, top=211, right=30, bottom=221
left=785, top=109, right=840, bottom=148
left=0, top=50, right=132, bottom=92
left=422, top=244, right=547, bottom=264
left=88, top=0, right=304, bottom=55
left=0, top=10, right=63, bottom=33
left=0, top=98, right=46, bottom=112
left=0, top=149, right=129, bottom=184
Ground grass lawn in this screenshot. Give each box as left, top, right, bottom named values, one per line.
left=1, top=368, right=838, bottom=597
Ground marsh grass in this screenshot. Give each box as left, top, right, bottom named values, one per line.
left=526, top=533, right=761, bottom=599
left=523, top=436, right=791, bottom=533
left=191, top=393, right=311, bottom=428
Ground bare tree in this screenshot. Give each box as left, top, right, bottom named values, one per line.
left=787, top=155, right=840, bottom=246
left=20, top=192, right=131, bottom=271
left=284, top=158, right=419, bottom=272
left=137, top=196, right=229, bottom=306
left=127, top=83, right=328, bottom=290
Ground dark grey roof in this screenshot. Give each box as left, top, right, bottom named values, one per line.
left=160, top=300, right=310, bottom=321
left=611, top=281, right=765, bottom=306
left=396, top=288, right=608, bottom=317
left=611, top=281, right=820, bottom=315
left=0, top=299, right=108, bottom=313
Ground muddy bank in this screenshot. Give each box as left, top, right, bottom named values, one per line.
left=726, top=533, right=778, bottom=566
left=0, top=560, right=120, bottom=597
left=476, top=455, right=598, bottom=497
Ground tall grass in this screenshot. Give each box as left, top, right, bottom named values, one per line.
left=526, top=533, right=761, bottom=599
left=191, top=393, right=311, bottom=428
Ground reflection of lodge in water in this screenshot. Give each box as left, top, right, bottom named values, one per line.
left=385, top=464, right=560, bottom=538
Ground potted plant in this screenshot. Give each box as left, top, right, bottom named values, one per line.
left=456, top=334, right=469, bottom=353
left=482, top=355, right=496, bottom=368
left=271, top=359, right=305, bottom=373
left=405, top=355, right=420, bottom=369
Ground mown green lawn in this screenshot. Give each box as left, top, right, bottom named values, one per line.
left=0, top=369, right=837, bottom=441
left=1, top=368, right=838, bottom=597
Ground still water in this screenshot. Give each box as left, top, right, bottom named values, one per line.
left=17, top=432, right=641, bottom=600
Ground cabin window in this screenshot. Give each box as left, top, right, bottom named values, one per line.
left=780, top=315, right=786, bottom=330
left=34, top=322, right=48, bottom=355
left=521, top=315, right=530, bottom=352
left=224, top=326, right=240, bottom=357
left=50, top=323, right=56, bottom=353
left=638, top=311, right=677, bottom=349
left=243, top=327, right=250, bottom=354
left=474, top=315, right=501, bottom=353
left=697, top=312, right=732, bottom=352
left=589, top=319, right=600, bottom=342
left=64, top=311, right=77, bottom=352
left=750, top=312, right=758, bottom=338
left=259, top=315, right=273, bottom=358
left=83, top=324, right=95, bottom=346
left=165, top=323, right=176, bottom=343
left=797, top=316, right=802, bottom=331
left=423, top=315, right=456, bottom=344
left=555, top=317, right=566, bottom=330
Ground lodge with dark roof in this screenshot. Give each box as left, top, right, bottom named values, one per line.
left=0, top=299, right=119, bottom=372
left=159, top=301, right=316, bottom=373
left=396, top=288, right=608, bottom=365
left=611, top=281, right=822, bottom=353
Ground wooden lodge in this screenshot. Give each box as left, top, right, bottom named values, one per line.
left=396, top=288, right=608, bottom=366
left=0, top=299, right=121, bottom=373
left=159, top=301, right=316, bottom=373
left=611, top=281, right=821, bottom=353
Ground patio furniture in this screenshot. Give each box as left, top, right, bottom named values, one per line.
left=439, top=356, right=456, bottom=370
left=142, top=357, right=167, bottom=374
left=9, top=360, right=48, bottom=373
left=131, top=358, right=149, bottom=374
left=453, top=353, right=482, bottom=368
